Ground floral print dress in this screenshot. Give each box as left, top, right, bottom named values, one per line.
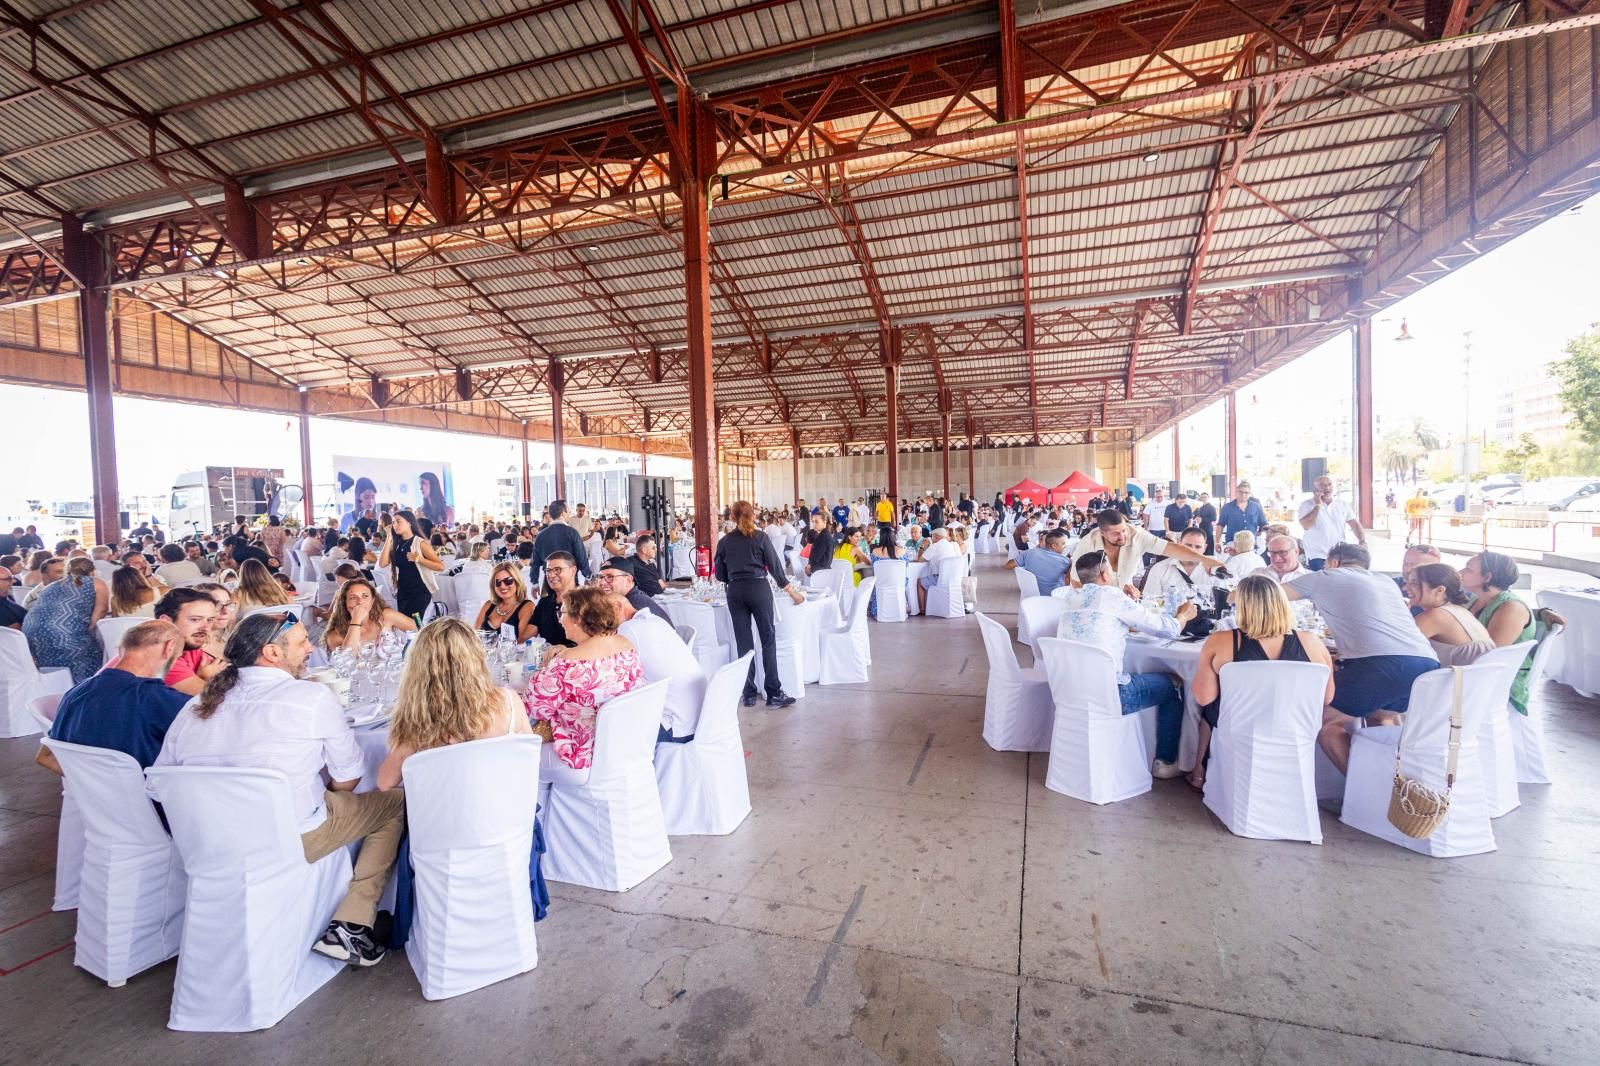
left=524, top=649, right=642, bottom=769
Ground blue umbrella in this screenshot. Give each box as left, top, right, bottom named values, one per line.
left=1124, top=481, right=1145, bottom=501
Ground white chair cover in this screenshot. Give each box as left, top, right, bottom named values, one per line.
left=1513, top=621, right=1562, bottom=785
left=0, top=627, right=73, bottom=738
left=807, top=566, right=851, bottom=620
left=1038, top=637, right=1151, bottom=804
left=975, top=613, right=1052, bottom=752
left=1201, top=660, right=1329, bottom=844
left=673, top=600, right=731, bottom=678
left=1339, top=665, right=1501, bottom=857
left=655, top=653, right=754, bottom=835
left=42, top=740, right=184, bottom=985
left=1019, top=597, right=1065, bottom=654
left=925, top=560, right=965, bottom=619
left=542, top=679, right=672, bottom=891
left=872, top=558, right=908, bottom=623
left=95, top=616, right=146, bottom=666
left=818, top=577, right=874, bottom=685
left=1013, top=567, right=1043, bottom=645
left=454, top=572, right=490, bottom=622
left=145, top=766, right=352, bottom=1031
left=674, top=622, right=699, bottom=649
left=403, top=735, right=542, bottom=1000
left=33, top=690, right=84, bottom=911
left=669, top=543, right=695, bottom=580
left=1470, top=642, right=1533, bottom=817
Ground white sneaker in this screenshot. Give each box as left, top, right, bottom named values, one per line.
left=1152, top=760, right=1184, bottom=780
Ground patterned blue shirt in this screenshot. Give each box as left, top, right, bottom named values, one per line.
left=1052, top=582, right=1181, bottom=684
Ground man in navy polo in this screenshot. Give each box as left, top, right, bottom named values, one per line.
left=1217, top=479, right=1267, bottom=546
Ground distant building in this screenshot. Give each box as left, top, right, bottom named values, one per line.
left=1494, top=368, right=1567, bottom=446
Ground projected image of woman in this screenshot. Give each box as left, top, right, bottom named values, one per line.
left=418, top=470, right=454, bottom=527
left=340, top=475, right=378, bottom=532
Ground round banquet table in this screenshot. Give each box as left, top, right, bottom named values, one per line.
left=1121, top=633, right=1205, bottom=772
left=1535, top=588, right=1600, bottom=699
left=657, top=588, right=834, bottom=695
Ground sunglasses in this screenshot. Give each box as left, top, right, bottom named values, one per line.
left=493, top=577, right=517, bottom=587
left=268, top=611, right=300, bottom=638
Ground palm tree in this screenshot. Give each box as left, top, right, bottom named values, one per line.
left=1377, top=431, right=1423, bottom=484
left=1405, top=416, right=1442, bottom=454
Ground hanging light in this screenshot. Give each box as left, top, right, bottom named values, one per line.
left=1142, top=149, right=1160, bottom=163
left=1394, top=318, right=1415, bottom=342
left=782, top=174, right=797, bottom=184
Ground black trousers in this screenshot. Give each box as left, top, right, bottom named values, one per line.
left=726, top=578, right=781, bottom=699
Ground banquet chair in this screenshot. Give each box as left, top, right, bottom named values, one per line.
left=1512, top=620, right=1563, bottom=784
left=1202, top=661, right=1330, bottom=844
left=760, top=589, right=811, bottom=698
left=1470, top=642, right=1534, bottom=818
left=454, top=572, right=490, bottom=623
left=0, top=627, right=73, bottom=738
left=541, top=679, right=672, bottom=892
left=924, top=561, right=966, bottom=619
left=402, top=734, right=542, bottom=1000
left=1037, top=638, right=1151, bottom=804
left=1018, top=597, right=1065, bottom=655
left=144, top=766, right=352, bottom=1031
left=1013, top=568, right=1043, bottom=644
left=872, top=558, right=908, bottom=622
left=374, top=568, right=396, bottom=603
left=975, top=613, right=1052, bottom=752
left=669, top=544, right=695, bottom=580
left=1339, top=664, right=1501, bottom=857
left=42, top=740, right=185, bottom=986
left=819, top=577, right=874, bottom=685
left=807, top=566, right=851, bottom=620
left=655, top=653, right=754, bottom=835
left=672, top=600, right=732, bottom=678
left=674, top=622, right=699, bottom=650
left=30, top=695, right=83, bottom=911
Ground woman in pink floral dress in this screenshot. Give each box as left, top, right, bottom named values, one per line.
left=525, top=584, right=642, bottom=784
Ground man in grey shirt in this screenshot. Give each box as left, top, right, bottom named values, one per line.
left=1284, top=542, right=1438, bottom=773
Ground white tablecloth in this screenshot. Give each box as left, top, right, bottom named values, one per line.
left=1121, top=634, right=1205, bottom=772
left=1536, top=588, right=1600, bottom=699
left=658, top=590, right=834, bottom=694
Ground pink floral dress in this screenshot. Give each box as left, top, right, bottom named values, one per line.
left=524, top=649, right=642, bottom=769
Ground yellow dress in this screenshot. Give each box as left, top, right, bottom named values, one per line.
left=834, top=543, right=862, bottom=585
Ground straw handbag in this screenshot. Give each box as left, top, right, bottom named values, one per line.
left=1386, top=666, right=1463, bottom=838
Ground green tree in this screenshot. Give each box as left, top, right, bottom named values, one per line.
left=1551, top=324, right=1600, bottom=446
left=1378, top=430, right=1424, bottom=484
left=1503, top=433, right=1541, bottom=476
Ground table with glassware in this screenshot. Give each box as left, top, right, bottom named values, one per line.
left=1536, top=586, right=1600, bottom=698
left=656, top=580, right=835, bottom=695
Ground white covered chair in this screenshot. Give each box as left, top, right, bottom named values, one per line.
left=403, top=734, right=542, bottom=1000
left=1013, top=567, right=1043, bottom=645
left=454, top=572, right=490, bottom=622
left=672, top=599, right=732, bottom=678
left=542, top=679, right=672, bottom=891
left=1037, top=637, right=1151, bottom=804
left=668, top=543, right=695, bottom=580
left=1339, top=664, right=1501, bottom=858
left=1472, top=642, right=1533, bottom=817
left=42, top=739, right=185, bottom=986
left=144, top=766, right=352, bottom=1032
left=872, top=558, right=907, bottom=623
left=0, top=627, right=73, bottom=738
left=975, top=613, right=1052, bottom=752
left=807, top=565, right=851, bottom=620
left=818, top=577, right=874, bottom=685
left=32, top=694, right=84, bottom=912
left=1018, top=596, right=1065, bottom=653
left=924, top=560, right=966, bottom=619
left=96, top=616, right=146, bottom=666
left=1201, top=661, right=1330, bottom=844
left=1512, top=620, right=1563, bottom=785
left=655, top=653, right=755, bottom=835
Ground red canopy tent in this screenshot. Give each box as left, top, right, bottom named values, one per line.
left=1003, top=478, right=1049, bottom=505
left=1047, top=470, right=1110, bottom=508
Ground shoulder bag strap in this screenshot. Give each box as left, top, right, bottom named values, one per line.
left=1392, top=665, right=1464, bottom=791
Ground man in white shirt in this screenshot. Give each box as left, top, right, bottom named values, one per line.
left=1141, top=529, right=1217, bottom=608
left=1069, top=509, right=1220, bottom=595
left=915, top=527, right=962, bottom=613
left=615, top=593, right=707, bottom=742
left=1053, top=550, right=1197, bottom=777
left=1296, top=475, right=1366, bottom=570
left=90, top=545, right=119, bottom=584
left=154, top=611, right=405, bottom=969
left=153, top=542, right=202, bottom=586
left=1264, top=534, right=1311, bottom=583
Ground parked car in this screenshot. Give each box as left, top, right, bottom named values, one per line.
left=1522, top=477, right=1600, bottom=510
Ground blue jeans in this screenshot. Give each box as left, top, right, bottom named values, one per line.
left=1119, top=672, right=1183, bottom=763
left=1307, top=557, right=1327, bottom=571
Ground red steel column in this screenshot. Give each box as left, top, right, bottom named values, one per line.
left=298, top=392, right=315, bottom=527
left=548, top=357, right=567, bottom=501
left=683, top=103, right=720, bottom=548
left=884, top=330, right=901, bottom=501
left=62, top=217, right=119, bottom=543
left=940, top=411, right=952, bottom=501
left=639, top=437, right=648, bottom=477
left=1354, top=318, right=1375, bottom=528
left=1224, top=390, right=1238, bottom=492
left=1172, top=423, right=1181, bottom=485
left=520, top=437, right=532, bottom=516
left=790, top=425, right=801, bottom=504
left=966, top=423, right=976, bottom=500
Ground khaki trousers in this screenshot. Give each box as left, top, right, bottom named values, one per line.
left=301, top=788, right=406, bottom=928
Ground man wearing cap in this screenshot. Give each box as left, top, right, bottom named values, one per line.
left=597, top=557, right=673, bottom=624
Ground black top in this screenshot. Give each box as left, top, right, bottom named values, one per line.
left=628, top=587, right=673, bottom=624
left=805, top=529, right=836, bottom=570
left=355, top=515, right=378, bottom=538
left=529, top=521, right=591, bottom=584
left=322, top=527, right=340, bottom=551
left=1197, top=630, right=1311, bottom=725
left=926, top=503, right=945, bottom=530
left=390, top=535, right=428, bottom=605
left=530, top=593, right=575, bottom=647
left=0, top=598, right=25, bottom=628
left=480, top=598, right=534, bottom=634
left=16, top=532, right=44, bottom=551
left=1164, top=502, right=1193, bottom=535
left=230, top=541, right=272, bottom=571
left=715, top=528, right=790, bottom=584
left=634, top=557, right=664, bottom=597
left=0, top=532, right=15, bottom=555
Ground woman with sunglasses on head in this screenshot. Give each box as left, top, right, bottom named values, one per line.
left=322, top=576, right=417, bottom=651
left=474, top=561, right=538, bottom=642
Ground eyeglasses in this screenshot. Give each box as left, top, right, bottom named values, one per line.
left=1267, top=549, right=1294, bottom=558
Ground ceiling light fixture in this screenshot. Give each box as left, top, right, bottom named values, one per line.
left=782, top=174, right=797, bottom=184
left=1394, top=318, right=1415, bottom=342
left=1142, top=150, right=1160, bottom=163
left=587, top=243, right=600, bottom=251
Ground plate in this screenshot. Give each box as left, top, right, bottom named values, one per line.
left=346, top=704, right=391, bottom=728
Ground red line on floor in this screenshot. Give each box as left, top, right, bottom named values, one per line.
left=0, top=910, right=52, bottom=937
left=0, top=941, right=72, bottom=976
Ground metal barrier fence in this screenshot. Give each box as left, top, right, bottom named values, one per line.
left=1377, top=509, right=1600, bottom=555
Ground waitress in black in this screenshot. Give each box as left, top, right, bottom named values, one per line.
left=379, top=509, right=444, bottom=621
left=715, top=500, right=804, bottom=709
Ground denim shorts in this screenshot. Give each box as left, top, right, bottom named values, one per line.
left=1331, top=655, right=1438, bottom=717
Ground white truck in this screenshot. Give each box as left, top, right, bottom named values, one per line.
left=166, top=467, right=303, bottom=537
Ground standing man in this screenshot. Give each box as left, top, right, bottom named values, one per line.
left=1162, top=492, right=1193, bottom=542
left=926, top=496, right=946, bottom=531
left=530, top=500, right=591, bottom=585
left=1404, top=487, right=1430, bottom=546
left=874, top=493, right=896, bottom=529
left=831, top=498, right=851, bottom=531
left=1192, top=491, right=1218, bottom=554
left=1297, top=475, right=1366, bottom=571
left=1217, top=480, right=1267, bottom=546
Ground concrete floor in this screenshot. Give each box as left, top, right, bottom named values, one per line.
left=2, top=552, right=1598, bottom=1065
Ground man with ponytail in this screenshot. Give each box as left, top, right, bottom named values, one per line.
left=155, top=611, right=404, bottom=968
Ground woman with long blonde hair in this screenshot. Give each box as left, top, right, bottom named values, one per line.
left=323, top=576, right=416, bottom=651
left=109, top=564, right=157, bottom=617
left=377, top=617, right=529, bottom=789
left=473, top=560, right=537, bottom=641
left=233, top=557, right=292, bottom=616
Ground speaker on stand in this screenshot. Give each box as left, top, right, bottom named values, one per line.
left=1300, top=457, right=1327, bottom=492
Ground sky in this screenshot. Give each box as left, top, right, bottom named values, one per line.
left=3, top=193, right=1597, bottom=518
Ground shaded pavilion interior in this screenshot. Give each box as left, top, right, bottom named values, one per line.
left=0, top=0, right=1597, bottom=536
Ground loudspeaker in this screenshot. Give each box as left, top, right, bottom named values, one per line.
left=1169, top=480, right=1181, bottom=499
left=628, top=475, right=673, bottom=536
left=1211, top=474, right=1227, bottom=497
left=1147, top=482, right=1159, bottom=500
left=1301, top=457, right=1327, bottom=492
left=118, top=510, right=131, bottom=530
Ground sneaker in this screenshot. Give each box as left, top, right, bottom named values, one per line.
left=742, top=692, right=759, bottom=708
left=1152, top=759, right=1184, bottom=780
left=766, top=693, right=797, bottom=709
left=312, top=921, right=387, bottom=968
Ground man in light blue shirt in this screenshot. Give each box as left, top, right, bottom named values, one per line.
left=1217, top=479, right=1267, bottom=544
left=1005, top=528, right=1073, bottom=592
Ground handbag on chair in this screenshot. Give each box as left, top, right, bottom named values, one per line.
left=1386, top=666, right=1463, bottom=839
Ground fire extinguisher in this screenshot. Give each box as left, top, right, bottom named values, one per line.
left=694, top=545, right=712, bottom=578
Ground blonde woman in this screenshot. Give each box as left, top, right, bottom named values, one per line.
left=232, top=558, right=292, bottom=615
left=1187, top=574, right=1333, bottom=791
left=108, top=565, right=157, bottom=617
left=322, top=576, right=417, bottom=651
left=376, top=617, right=530, bottom=790
left=474, top=560, right=537, bottom=641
